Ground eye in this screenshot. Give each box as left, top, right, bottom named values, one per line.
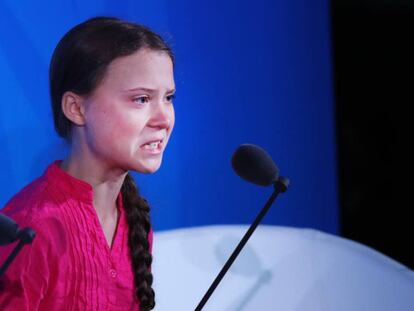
left=133, top=96, right=150, bottom=105
left=166, top=94, right=175, bottom=103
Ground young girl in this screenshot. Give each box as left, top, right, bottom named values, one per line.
left=0, top=16, right=175, bottom=310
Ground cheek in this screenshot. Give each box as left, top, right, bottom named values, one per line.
left=91, top=111, right=117, bottom=140
left=167, top=106, right=176, bottom=133
left=87, top=109, right=145, bottom=151
left=107, top=114, right=147, bottom=145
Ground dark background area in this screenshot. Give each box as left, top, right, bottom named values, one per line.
left=332, top=0, right=412, bottom=268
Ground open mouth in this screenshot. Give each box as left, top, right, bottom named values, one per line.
left=143, top=140, right=162, bottom=150
left=141, top=139, right=164, bottom=153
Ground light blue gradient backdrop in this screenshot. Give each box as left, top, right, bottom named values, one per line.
left=0, top=0, right=338, bottom=233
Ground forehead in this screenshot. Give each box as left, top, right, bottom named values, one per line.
left=98, top=49, right=175, bottom=91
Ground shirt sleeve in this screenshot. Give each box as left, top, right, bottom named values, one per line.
left=0, top=219, right=51, bottom=310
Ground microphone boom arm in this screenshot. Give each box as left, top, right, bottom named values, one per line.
left=194, top=177, right=289, bottom=311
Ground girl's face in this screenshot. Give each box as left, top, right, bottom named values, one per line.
left=82, top=48, right=175, bottom=174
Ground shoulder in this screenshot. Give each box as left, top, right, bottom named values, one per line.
left=0, top=167, right=65, bottom=276
left=1, top=168, right=65, bottom=241
left=0, top=173, right=60, bottom=281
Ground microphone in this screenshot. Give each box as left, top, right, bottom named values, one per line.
left=0, top=213, right=36, bottom=277
left=232, top=144, right=279, bottom=186
left=195, top=144, right=289, bottom=311
left=0, top=214, right=19, bottom=246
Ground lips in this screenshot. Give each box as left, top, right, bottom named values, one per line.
left=141, top=138, right=164, bottom=147
left=143, top=141, right=161, bottom=150
left=140, top=137, right=166, bottom=154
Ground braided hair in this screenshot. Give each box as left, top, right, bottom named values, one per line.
left=121, top=174, right=155, bottom=310
left=49, top=16, right=174, bottom=310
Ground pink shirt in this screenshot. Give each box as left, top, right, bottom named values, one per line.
left=0, top=161, right=152, bottom=310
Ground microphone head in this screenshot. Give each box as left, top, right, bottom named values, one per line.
left=231, top=144, right=279, bottom=186
left=0, top=213, right=19, bottom=245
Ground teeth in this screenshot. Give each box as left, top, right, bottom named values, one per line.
left=144, top=141, right=161, bottom=150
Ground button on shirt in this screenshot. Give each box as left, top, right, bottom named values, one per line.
left=110, top=269, right=117, bottom=278
left=0, top=161, right=153, bottom=310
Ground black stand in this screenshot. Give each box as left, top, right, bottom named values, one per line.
left=0, top=228, right=36, bottom=277
left=194, top=177, right=289, bottom=311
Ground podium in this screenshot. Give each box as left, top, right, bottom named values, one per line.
left=152, top=225, right=414, bottom=311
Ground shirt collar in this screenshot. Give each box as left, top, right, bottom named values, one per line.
left=44, top=160, right=124, bottom=212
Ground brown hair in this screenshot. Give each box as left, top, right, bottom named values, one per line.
left=49, top=16, right=174, bottom=310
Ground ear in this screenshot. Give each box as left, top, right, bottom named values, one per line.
left=61, top=91, right=86, bottom=126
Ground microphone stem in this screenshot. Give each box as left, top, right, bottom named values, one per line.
left=0, top=228, right=35, bottom=278
left=0, top=240, right=25, bottom=277
left=195, top=180, right=286, bottom=311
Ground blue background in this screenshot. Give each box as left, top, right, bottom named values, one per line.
left=0, top=0, right=338, bottom=233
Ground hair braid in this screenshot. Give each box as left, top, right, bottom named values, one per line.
left=121, top=173, right=155, bottom=310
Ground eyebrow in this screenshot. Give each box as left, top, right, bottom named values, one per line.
left=123, top=87, right=176, bottom=94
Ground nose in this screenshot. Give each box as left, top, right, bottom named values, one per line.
left=148, top=101, right=173, bottom=129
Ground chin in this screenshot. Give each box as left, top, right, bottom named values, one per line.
left=134, top=159, right=163, bottom=174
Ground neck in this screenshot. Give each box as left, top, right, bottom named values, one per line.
left=60, top=139, right=128, bottom=221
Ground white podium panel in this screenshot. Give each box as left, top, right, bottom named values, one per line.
left=152, top=225, right=414, bottom=311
